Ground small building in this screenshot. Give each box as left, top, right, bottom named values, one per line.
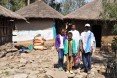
left=15, top=0, right=63, bottom=41
left=0, top=5, right=25, bottom=45
left=64, top=0, right=116, bottom=47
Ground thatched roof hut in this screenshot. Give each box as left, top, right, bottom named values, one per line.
left=14, top=0, right=64, bottom=41
left=0, top=5, right=25, bottom=45
left=64, top=0, right=103, bottom=20
left=16, top=0, right=63, bottom=19
left=0, top=5, right=25, bottom=20
left=64, top=0, right=117, bottom=48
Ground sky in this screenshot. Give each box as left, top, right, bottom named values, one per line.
left=55, top=0, right=92, bottom=3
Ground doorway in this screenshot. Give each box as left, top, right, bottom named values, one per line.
left=92, top=25, right=102, bottom=47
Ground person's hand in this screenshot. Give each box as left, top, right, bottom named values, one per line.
left=80, top=48, right=83, bottom=53
left=56, top=48, right=59, bottom=52
left=64, top=54, right=68, bottom=56
left=73, top=53, right=76, bottom=56
left=91, top=47, right=93, bottom=55
left=78, top=52, right=80, bottom=56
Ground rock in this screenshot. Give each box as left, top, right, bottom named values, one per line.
left=96, top=74, right=105, bottom=78
left=23, top=69, right=32, bottom=74
left=74, top=75, right=83, bottom=78
left=74, top=70, right=78, bottom=74
left=31, top=63, right=38, bottom=68
left=87, top=74, right=94, bottom=78
left=0, top=50, right=7, bottom=58
left=29, top=74, right=38, bottom=78
left=3, top=75, right=14, bottom=78
left=67, top=73, right=75, bottom=78
left=6, top=48, right=18, bottom=52
left=20, top=58, right=27, bottom=64
left=14, top=74, right=28, bottom=78
left=6, top=53, right=13, bottom=57
left=46, top=70, right=67, bottom=78
left=38, top=73, right=46, bottom=77
left=77, top=69, right=81, bottom=75
left=19, top=63, right=26, bottom=67
left=80, top=72, right=87, bottom=78
left=87, top=71, right=95, bottom=78
left=21, top=53, right=27, bottom=58
left=41, top=64, right=49, bottom=68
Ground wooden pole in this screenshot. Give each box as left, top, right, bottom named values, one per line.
left=27, top=0, right=30, bottom=5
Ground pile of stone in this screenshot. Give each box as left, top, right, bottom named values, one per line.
left=0, top=43, right=18, bottom=58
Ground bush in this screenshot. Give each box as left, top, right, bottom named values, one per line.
left=111, top=37, right=117, bottom=52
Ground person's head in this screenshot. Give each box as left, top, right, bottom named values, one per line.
left=67, top=32, right=72, bottom=39
left=60, top=28, right=65, bottom=35
left=71, top=24, right=76, bottom=30
left=85, top=23, right=91, bottom=31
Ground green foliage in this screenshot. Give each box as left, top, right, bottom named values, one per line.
left=62, top=0, right=86, bottom=15
left=102, top=0, right=117, bottom=34
left=10, top=0, right=26, bottom=11
left=0, top=0, right=26, bottom=11
left=102, top=0, right=117, bottom=20
left=111, top=37, right=117, bottom=51
left=112, top=24, right=117, bottom=34
left=0, top=0, right=9, bottom=8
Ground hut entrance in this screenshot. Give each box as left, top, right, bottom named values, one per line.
left=92, top=25, right=102, bottom=47
left=0, top=18, right=14, bottom=45
left=55, top=20, right=64, bottom=34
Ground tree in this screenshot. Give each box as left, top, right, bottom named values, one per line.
left=62, top=0, right=86, bottom=15
left=0, top=0, right=9, bottom=9
left=102, top=0, right=117, bottom=34
left=44, top=0, right=62, bottom=12
left=10, top=0, right=26, bottom=11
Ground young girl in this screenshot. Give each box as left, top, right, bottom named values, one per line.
left=64, top=32, right=77, bottom=74
left=55, top=28, right=67, bottom=71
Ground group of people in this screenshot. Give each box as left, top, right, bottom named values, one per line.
left=55, top=23, right=96, bottom=74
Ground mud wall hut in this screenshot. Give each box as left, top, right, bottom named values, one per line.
left=0, top=5, right=25, bottom=45
left=15, top=0, right=63, bottom=41
left=64, top=0, right=116, bottom=47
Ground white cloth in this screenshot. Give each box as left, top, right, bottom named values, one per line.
left=59, top=35, right=64, bottom=49
left=81, top=30, right=96, bottom=52
left=69, top=30, right=80, bottom=51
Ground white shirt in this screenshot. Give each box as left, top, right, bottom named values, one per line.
left=81, top=30, right=96, bottom=52
left=69, top=30, right=80, bottom=51
left=59, top=35, right=64, bottom=49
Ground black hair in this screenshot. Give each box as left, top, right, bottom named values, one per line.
left=60, top=28, right=65, bottom=31
left=59, top=28, right=65, bottom=34
left=67, top=32, right=72, bottom=35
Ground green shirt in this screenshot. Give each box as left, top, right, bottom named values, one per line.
left=64, top=39, right=77, bottom=55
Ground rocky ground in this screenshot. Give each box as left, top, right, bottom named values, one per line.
left=0, top=42, right=112, bottom=78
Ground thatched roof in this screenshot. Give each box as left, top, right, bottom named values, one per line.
left=0, top=5, right=25, bottom=20
left=64, top=0, right=103, bottom=20
left=16, top=0, right=63, bottom=19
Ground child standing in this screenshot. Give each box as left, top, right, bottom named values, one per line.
left=64, top=32, right=77, bottom=74
left=55, top=28, right=67, bottom=71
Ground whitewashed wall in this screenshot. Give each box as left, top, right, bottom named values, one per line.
left=13, top=19, right=54, bottom=41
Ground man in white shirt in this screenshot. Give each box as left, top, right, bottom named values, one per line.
left=81, top=24, right=96, bottom=73
left=69, top=24, right=80, bottom=52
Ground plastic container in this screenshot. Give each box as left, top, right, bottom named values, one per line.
left=28, top=45, right=33, bottom=51
left=21, top=47, right=27, bottom=51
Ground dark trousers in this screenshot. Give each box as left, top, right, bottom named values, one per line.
left=58, top=49, right=64, bottom=68
left=82, top=52, right=92, bottom=71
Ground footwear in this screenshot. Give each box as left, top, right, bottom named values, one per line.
left=87, top=69, right=91, bottom=74
left=84, top=69, right=88, bottom=73
left=58, top=67, right=64, bottom=71
left=66, top=71, right=69, bottom=73
left=70, top=70, right=74, bottom=74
